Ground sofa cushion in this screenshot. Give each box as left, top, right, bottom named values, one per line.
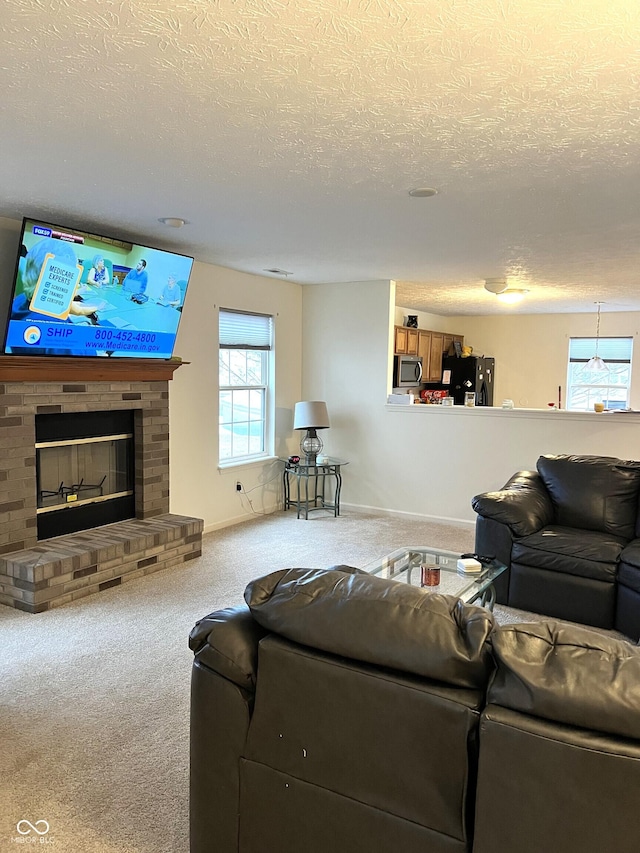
left=536, top=454, right=640, bottom=539
left=244, top=567, right=494, bottom=688
left=618, top=563, right=640, bottom=595
left=620, top=539, right=640, bottom=570
left=619, top=541, right=640, bottom=594
left=489, top=621, right=640, bottom=740
left=511, top=526, right=624, bottom=582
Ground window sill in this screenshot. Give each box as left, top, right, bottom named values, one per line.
left=218, top=456, right=278, bottom=472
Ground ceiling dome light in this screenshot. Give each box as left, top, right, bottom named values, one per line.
left=158, top=217, right=187, bottom=228
left=263, top=268, right=293, bottom=276
left=408, top=187, right=439, bottom=197
left=484, top=278, right=508, bottom=294
left=496, top=288, right=529, bottom=304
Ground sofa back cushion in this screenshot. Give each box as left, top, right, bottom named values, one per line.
left=489, top=621, right=640, bottom=740
left=536, top=454, right=640, bottom=539
left=244, top=566, right=495, bottom=689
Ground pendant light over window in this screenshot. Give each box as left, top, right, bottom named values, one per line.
left=586, top=302, right=606, bottom=371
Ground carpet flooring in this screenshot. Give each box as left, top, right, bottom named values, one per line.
left=0, top=509, right=565, bottom=852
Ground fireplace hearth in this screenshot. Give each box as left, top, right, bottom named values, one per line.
left=0, top=361, right=203, bottom=612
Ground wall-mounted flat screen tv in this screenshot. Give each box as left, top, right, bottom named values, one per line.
left=3, top=217, right=194, bottom=359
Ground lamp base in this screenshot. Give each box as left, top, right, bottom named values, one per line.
left=300, top=429, right=323, bottom=466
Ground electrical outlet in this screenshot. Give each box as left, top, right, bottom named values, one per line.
left=236, top=482, right=242, bottom=492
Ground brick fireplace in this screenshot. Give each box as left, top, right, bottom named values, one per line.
left=0, top=356, right=203, bottom=612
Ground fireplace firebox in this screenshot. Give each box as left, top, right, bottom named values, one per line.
left=35, top=410, right=135, bottom=540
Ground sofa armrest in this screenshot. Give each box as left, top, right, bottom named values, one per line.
left=189, top=604, right=268, bottom=691
left=471, top=470, right=554, bottom=537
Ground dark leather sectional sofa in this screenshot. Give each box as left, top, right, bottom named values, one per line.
left=189, top=565, right=640, bottom=853
left=472, top=454, right=640, bottom=638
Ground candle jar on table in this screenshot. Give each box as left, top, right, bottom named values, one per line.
left=421, top=560, right=440, bottom=587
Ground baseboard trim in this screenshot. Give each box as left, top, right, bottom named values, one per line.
left=341, top=502, right=475, bottom=529
left=202, top=503, right=475, bottom=535
left=203, top=507, right=280, bottom=534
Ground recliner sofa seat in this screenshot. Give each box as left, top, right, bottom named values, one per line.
left=189, top=565, right=640, bottom=853
left=472, top=454, right=640, bottom=637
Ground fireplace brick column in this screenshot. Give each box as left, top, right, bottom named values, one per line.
left=0, top=361, right=203, bottom=613
left=0, top=380, right=171, bottom=554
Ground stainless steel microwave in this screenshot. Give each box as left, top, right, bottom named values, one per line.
left=394, top=354, right=423, bottom=387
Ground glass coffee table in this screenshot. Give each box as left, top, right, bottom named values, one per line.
left=362, top=546, right=507, bottom=611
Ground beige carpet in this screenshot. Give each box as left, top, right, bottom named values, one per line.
left=0, top=509, right=565, bottom=852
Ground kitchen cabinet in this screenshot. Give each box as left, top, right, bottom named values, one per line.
left=394, top=326, right=418, bottom=355
left=417, top=330, right=431, bottom=379
left=443, top=334, right=465, bottom=357
left=394, top=326, right=464, bottom=383
left=428, top=333, right=444, bottom=382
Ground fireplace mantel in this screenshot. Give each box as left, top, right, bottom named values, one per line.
left=0, top=355, right=185, bottom=382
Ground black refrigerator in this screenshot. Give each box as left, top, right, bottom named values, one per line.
left=441, top=355, right=495, bottom=406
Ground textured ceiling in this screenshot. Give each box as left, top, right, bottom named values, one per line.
left=2, top=0, right=640, bottom=314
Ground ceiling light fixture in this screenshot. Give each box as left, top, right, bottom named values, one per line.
left=264, top=268, right=293, bottom=276
left=586, top=302, right=607, bottom=371
left=408, top=187, right=439, bottom=198
left=496, top=288, right=529, bottom=304
left=484, top=278, right=508, bottom=294
left=158, top=217, right=187, bottom=228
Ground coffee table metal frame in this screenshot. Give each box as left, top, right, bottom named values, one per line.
left=362, top=546, right=507, bottom=610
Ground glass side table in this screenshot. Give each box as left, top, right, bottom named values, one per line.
left=281, top=457, right=348, bottom=519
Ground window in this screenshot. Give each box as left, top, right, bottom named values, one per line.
left=566, top=337, right=633, bottom=411
left=219, top=309, right=273, bottom=463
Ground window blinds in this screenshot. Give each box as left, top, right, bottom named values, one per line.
left=219, top=309, right=273, bottom=350
left=569, top=337, right=632, bottom=362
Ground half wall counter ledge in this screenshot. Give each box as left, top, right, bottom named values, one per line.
left=384, top=402, right=640, bottom=420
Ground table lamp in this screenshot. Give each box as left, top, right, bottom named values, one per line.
left=293, top=401, right=330, bottom=464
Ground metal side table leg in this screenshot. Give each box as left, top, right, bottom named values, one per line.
left=334, top=467, right=342, bottom=516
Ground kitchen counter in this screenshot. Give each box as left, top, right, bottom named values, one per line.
left=385, top=403, right=639, bottom=423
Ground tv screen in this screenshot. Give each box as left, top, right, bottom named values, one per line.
left=3, top=217, right=194, bottom=359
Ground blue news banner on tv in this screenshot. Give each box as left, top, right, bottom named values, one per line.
left=5, top=321, right=173, bottom=356
left=4, top=218, right=194, bottom=358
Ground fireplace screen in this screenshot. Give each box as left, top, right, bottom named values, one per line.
left=35, top=409, right=136, bottom=539
left=36, top=434, right=133, bottom=512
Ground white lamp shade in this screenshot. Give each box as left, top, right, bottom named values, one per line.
left=586, top=355, right=607, bottom=371
left=293, top=401, right=330, bottom=430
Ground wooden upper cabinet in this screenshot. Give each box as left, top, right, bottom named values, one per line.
left=394, top=325, right=464, bottom=382
left=428, top=333, right=444, bottom=382
left=394, top=326, right=408, bottom=354
left=443, top=334, right=454, bottom=357
left=417, top=330, right=431, bottom=379
left=394, top=325, right=418, bottom=355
